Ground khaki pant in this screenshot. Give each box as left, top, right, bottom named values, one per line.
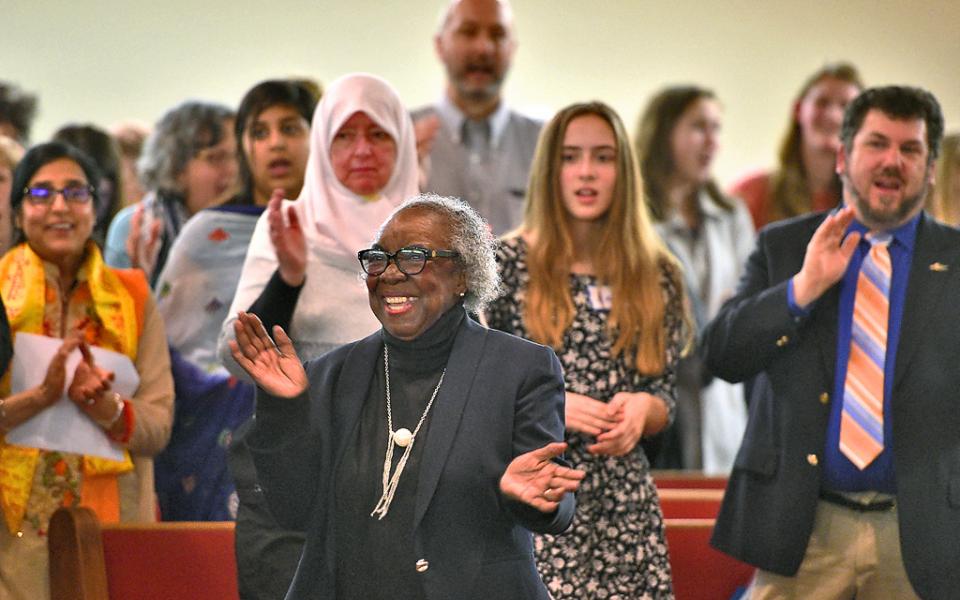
left=747, top=495, right=919, bottom=600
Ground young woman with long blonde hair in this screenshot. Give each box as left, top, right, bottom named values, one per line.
left=928, top=133, right=960, bottom=225
left=486, top=101, right=688, bottom=598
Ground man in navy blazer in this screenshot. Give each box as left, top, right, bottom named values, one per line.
left=703, top=86, right=957, bottom=599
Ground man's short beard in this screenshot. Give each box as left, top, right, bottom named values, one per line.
left=454, top=81, right=500, bottom=105
left=843, top=171, right=928, bottom=230
left=449, top=68, right=503, bottom=106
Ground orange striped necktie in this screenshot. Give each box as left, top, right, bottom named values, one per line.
left=840, top=232, right=892, bottom=470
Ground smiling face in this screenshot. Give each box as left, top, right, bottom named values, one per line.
left=559, top=113, right=617, bottom=224
left=670, top=97, right=721, bottom=187
left=330, top=111, right=398, bottom=196
left=19, top=158, right=95, bottom=269
left=366, top=207, right=465, bottom=341
left=435, top=0, right=516, bottom=106
left=244, top=104, right=310, bottom=204
left=797, top=76, right=861, bottom=155
left=838, top=109, right=934, bottom=230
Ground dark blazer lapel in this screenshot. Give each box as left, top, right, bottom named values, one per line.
left=894, top=215, right=960, bottom=385
left=331, top=330, right=383, bottom=465
left=413, top=317, right=488, bottom=528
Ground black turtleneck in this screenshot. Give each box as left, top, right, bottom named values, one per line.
left=335, top=305, right=465, bottom=599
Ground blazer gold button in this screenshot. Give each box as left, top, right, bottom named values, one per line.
left=415, top=559, right=429, bottom=572
left=819, top=392, right=829, bottom=404
left=776, top=335, right=789, bottom=347
left=807, top=454, right=819, bottom=466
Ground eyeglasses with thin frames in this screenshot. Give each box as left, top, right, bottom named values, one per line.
left=22, top=185, right=95, bottom=206
left=358, top=246, right=460, bottom=276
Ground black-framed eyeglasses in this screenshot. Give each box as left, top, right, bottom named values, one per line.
left=22, top=184, right=95, bottom=206
left=358, top=246, right=460, bottom=276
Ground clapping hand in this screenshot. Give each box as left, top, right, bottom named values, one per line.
left=413, top=114, right=440, bottom=161
left=126, top=202, right=162, bottom=275
left=266, top=189, right=307, bottom=287
left=413, top=114, right=440, bottom=188
left=37, top=334, right=84, bottom=407
left=68, top=341, right=115, bottom=406
left=67, top=340, right=130, bottom=428
left=500, top=442, right=585, bottom=513
left=229, top=311, right=308, bottom=398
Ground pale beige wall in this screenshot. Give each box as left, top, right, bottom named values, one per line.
left=3, top=0, right=958, bottom=184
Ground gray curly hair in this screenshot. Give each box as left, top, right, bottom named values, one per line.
left=137, top=100, right=234, bottom=194
left=376, top=194, right=501, bottom=313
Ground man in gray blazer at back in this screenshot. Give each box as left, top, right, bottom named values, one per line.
left=412, top=0, right=542, bottom=235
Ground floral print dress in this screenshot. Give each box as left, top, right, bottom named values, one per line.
left=485, top=236, right=683, bottom=599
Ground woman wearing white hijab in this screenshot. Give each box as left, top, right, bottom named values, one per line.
left=217, top=73, right=418, bottom=600
left=218, top=73, right=419, bottom=372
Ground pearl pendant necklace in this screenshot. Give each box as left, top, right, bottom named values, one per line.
left=371, top=345, right=445, bottom=520
left=392, top=427, right=413, bottom=448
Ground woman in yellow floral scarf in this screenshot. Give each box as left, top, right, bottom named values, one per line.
left=0, top=142, right=174, bottom=600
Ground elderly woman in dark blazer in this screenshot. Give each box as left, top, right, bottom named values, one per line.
left=230, top=194, right=583, bottom=599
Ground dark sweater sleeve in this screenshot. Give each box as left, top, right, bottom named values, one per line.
left=0, top=295, right=11, bottom=375
left=246, top=270, right=304, bottom=335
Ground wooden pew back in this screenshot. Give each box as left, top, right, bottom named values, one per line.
left=665, top=518, right=754, bottom=600
left=653, top=469, right=729, bottom=490
left=49, top=507, right=239, bottom=600
left=658, top=488, right=725, bottom=519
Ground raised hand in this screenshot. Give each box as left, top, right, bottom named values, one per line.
left=500, top=442, right=585, bottom=513
left=266, top=189, right=307, bottom=287
left=792, top=205, right=860, bottom=308
left=229, top=311, right=307, bottom=398
left=587, top=392, right=660, bottom=456
left=69, top=341, right=128, bottom=427
left=413, top=114, right=440, bottom=162
left=38, top=334, right=84, bottom=407
left=68, top=341, right=115, bottom=405
left=126, top=202, right=162, bottom=275
left=0, top=336, right=84, bottom=432
left=413, top=114, right=440, bottom=188
left=564, top=391, right=619, bottom=436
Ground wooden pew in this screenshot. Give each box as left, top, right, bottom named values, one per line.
left=659, top=488, right=725, bottom=519
left=665, top=518, right=754, bottom=600
left=48, top=506, right=751, bottom=600
left=653, top=469, right=729, bottom=490
left=49, top=507, right=239, bottom=600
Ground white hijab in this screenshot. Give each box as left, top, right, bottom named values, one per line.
left=296, top=72, right=419, bottom=257
left=218, top=73, right=418, bottom=377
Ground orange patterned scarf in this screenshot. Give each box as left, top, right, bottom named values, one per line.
left=0, top=243, right=142, bottom=534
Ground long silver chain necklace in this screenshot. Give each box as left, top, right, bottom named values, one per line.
left=370, top=345, right=445, bottom=520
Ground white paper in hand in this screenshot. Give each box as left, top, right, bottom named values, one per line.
left=6, top=333, right=140, bottom=461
